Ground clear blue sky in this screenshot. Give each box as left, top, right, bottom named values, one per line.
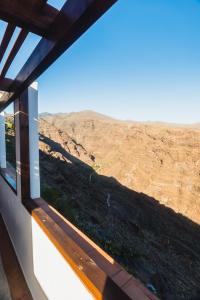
left=2, top=0, right=200, bottom=123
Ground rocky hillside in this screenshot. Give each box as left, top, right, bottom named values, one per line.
left=42, top=111, right=200, bottom=225
left=39, top=112, right=200, bottom=300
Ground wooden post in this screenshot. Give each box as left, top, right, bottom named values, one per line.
left=16, top=88, right=30, bottom=202
left=15, top=82, right=40, bottom=202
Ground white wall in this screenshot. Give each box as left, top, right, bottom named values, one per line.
left=0, top=112, right=6, bottom=169
left=28, top=83, right=40, bottom=199
left=0, top=177, right=94, bottom=300
left=0, top=177, right=47, bottom=300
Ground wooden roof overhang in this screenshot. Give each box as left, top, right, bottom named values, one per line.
left=0, top=0, right=117, bottom=112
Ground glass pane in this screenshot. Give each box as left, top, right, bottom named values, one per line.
left=0, top=103, right=17, bottom=190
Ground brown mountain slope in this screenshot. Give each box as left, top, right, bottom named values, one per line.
left=39, top=114, right=200, bottom=300
left=42, top=111, right=200, bottom=225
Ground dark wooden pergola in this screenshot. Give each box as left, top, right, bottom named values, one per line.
left=0, top=0, right=117, bottom=111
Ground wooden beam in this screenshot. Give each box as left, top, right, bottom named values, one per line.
left=0, top=0, right=58, bottom=38
left=1, top=29, right=28, bottom=78
left=0, top=24, right=15, bottom=64
left=0, top=0, right=117, bottom=112
left=0, top=77, right=14, bottom=92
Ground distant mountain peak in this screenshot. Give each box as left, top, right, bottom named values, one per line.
left=40, top=112, right=53, bottom=117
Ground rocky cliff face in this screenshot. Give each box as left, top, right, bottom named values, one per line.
left=39, top=112, right=200, bottom=300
